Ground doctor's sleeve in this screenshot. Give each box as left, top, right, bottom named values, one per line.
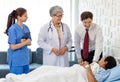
left=65, top=25, right=72, bottom=51
left=37, top=26, right=53, bottom=53
left=74, top=28, right=82, bottom=59
left=93, top=28, right=103, bottom=61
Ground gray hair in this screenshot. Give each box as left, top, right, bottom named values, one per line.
left=49, top=5, right=63, bottom=17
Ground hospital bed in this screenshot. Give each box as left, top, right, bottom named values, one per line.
left=0, top=62, right=120, bottom=82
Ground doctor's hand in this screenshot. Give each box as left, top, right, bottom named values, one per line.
left=80, top=61, right=90, bottom=69
left=52, top=48, right=59, bottom=56
left=59, top=46, right=68, bottom=55
left=78, top=58, right=83, bottom=64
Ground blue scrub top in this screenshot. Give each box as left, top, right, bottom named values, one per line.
left=8, top=23, right=32, bottom=66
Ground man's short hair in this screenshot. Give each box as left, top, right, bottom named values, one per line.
left=81, top=11, right=93, bottom=21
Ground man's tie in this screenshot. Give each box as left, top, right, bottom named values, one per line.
left=83, top=29, right=89, bottom=59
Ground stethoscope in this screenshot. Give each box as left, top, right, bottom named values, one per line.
left=48, top=21, right=64, bottom=40
left=48, top=21, right=64, bottom=32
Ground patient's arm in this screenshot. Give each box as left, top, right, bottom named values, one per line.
left=80, top=61, right=97, bottom=82
left=86, top=65, right=97, bottom=82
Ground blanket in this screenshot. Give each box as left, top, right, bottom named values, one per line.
left=0, top=63, right=99, bottom=82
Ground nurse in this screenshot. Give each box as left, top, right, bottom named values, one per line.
left=5, top=7, right=32, bottom=74
left=37, top=5, right=72, bottom=67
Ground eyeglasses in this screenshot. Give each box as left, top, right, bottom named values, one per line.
left=55, top=14, right=64, bottom=18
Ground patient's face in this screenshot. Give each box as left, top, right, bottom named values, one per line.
left=98, top=57, right=107, bottom=68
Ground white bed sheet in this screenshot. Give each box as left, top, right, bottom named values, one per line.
left=0, top=63, right=99, bottom=82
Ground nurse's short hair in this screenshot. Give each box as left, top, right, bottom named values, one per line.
left=49, top=5, right=63, bottom=17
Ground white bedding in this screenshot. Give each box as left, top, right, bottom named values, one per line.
left=0, top=63, right=99, bottom=82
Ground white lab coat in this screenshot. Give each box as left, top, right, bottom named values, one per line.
left=37, top=21, right=72, bottom=67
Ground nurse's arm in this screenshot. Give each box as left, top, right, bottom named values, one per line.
left=10, top=39, right=31, bottom=50
left=21, top=38, right=31, bottom=46
left=25, top=39, right=31, bottom=46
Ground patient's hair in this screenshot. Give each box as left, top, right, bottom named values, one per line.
left=104, top=56, right=117, bottom=70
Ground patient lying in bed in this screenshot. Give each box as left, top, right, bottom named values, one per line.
left=81, top=56, right=117, bottom=82
left=0, top=56, right=119, bottom=82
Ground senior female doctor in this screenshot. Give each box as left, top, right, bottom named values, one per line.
left=37, top=5, right=72, bottom=67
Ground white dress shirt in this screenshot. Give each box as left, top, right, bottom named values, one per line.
left=74, top=23, right=103, bottom=61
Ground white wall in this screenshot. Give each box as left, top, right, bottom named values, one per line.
left=0, top=0, right=70, bottom=51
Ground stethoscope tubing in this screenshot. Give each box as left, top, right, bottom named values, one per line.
left=48, top=21, right=64, bottom=32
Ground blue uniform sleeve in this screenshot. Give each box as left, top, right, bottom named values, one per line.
left=8, top=27, right=18, bottom=44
